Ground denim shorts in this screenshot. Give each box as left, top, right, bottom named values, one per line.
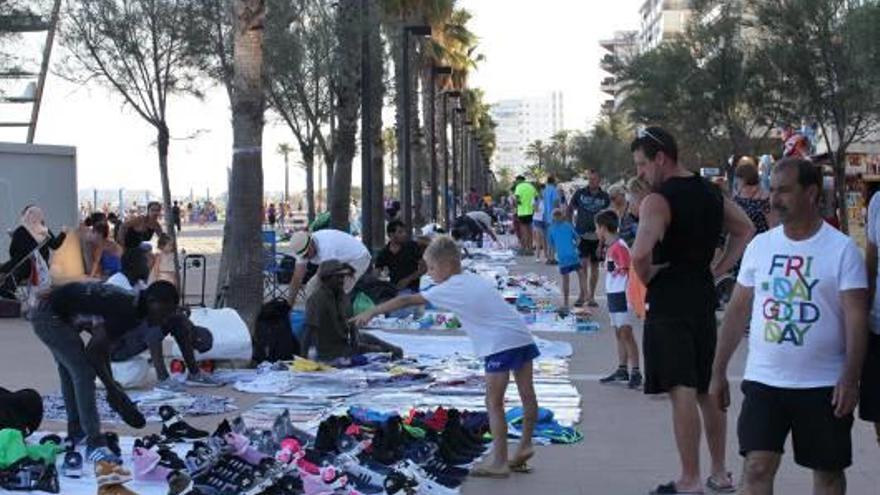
left=484, top=343, right=541, bottom=373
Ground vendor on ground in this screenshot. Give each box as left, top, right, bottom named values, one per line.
left=374, top=220, right=426, bottom=294
left=303, top=260, right=402, bottom=360
left=451, top=210, right=498, bottom=247
left=287, top=229, right=372, bottom=305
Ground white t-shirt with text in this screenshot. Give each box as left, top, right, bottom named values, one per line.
left=737, top=223, right=867, bottom=388
left=421, top=273, right=535, bottom=358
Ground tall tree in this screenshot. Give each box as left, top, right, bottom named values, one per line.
left=751, top=0, right=880, bottom=233
left=60, top=0, right=208, bottom=272
left=364, top=0, right=387, bottom=251
left=222, top=0, right=266, bottom=326
left=264, top=0, right=335, bottom=225
left=329, top=0, right=361, bottom=231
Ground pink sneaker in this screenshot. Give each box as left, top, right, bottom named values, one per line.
left=132, top=447, right=171, bottom=482
left=223, top=432, right=268, bottom=466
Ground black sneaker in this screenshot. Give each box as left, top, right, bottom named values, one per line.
left=599, top=368, right=629, bottom=384
left=160, top=405, right=209, bottom=442
left=347, top=470, right=385, bottom=494
left=60, top=451, right=83, bottom=479
left=421, top=458, right=468, bottom=479
left=629, top=370, right=643, bottom=389
left=384, top=470, right=419, bottom=495
left=104, top=432, right=122, bottom=458
left=0, top=459, right=60, bottom=494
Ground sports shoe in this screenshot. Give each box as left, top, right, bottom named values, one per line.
left=599, top=367, right=629, bottom=384
left=343, top=460, right=386, bottom=489
left=185, top=371, right=223, bottom=388
left=105, top=432, right=122, bottom=458
left=421, top=458, right=468, bottom=479
left=383, top=470, right=419, bottom=495
left=397, top=459, right=461, bottom=490
left=166, top=470, right=194, bottom=495
left=629, top=370, right=643, bottom=389
left=155, top=377, right=185, bottom=392
left=133, top=446, right=172, bottom=482
left=225, top=432, right=269, bottom=466
left=94, top=460, right=132, bottom=487
left=87, top=446, right=122, bottom=466
left=105, top=388, right=146, bottom=429
left=61, top=451, right=83, bottom=478
left=0, top=459, right=60, bottom=493
left=160, top=405, right=209, bottom=442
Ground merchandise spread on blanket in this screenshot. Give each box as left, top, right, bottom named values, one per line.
left=42, top=390, right=236, bottom=424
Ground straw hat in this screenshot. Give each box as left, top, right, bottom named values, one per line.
left=290, top=231, right=313, bottom=257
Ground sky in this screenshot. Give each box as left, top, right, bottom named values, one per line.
left=0, top=0, right=642, bottom=198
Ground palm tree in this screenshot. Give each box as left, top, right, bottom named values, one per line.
left=329, top=0, right=361, bottom=231
left=383, top=126, right=398, bottom=197
left=222, top=0, right=266, bottom=327
left=525, top=139, right=547, bottom=175
left=277, top=143, right=293, bottom=204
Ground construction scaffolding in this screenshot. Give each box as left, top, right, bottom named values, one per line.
left=0, top=0, right=61, bottom=143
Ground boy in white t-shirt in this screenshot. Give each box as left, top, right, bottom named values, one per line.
left=595, top=210, right=641, bottom=389
left=351, top=236, right=539, bottom=478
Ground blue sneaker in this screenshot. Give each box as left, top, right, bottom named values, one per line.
left=86, top=446, right=121, bottom=466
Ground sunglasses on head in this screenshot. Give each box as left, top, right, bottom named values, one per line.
left=637, top=128, right=665, bottom=148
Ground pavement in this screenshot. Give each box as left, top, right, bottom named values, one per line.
left=1, top=223, right=878, bottom=494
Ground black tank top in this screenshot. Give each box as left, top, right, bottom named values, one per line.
left=647, top=175, right=723, bottom=315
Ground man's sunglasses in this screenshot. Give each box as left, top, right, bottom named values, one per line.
left=637, top=128, right=666, bottom=148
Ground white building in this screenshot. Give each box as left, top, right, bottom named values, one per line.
left=638, top=0, right=693, bottom=52
left=490, top=92, right=564, bottom=173
left=599, top=31, right=638, bottom=113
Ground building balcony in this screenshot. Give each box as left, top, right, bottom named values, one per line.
left=601, top=100, right=615, bottom=112
left=600, top=77, right=617, bottom=94
left=600, top=54, right=617, bottom=72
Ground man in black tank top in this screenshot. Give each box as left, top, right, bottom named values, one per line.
left=631, top=127, right=755, bottom=494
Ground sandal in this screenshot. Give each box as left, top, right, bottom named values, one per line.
left=508, top=461, right=532, bottom=473
left=706, top=472, right=736, bottom=493
left=470, top=465, right=510, bottom=479
left=650, top=481, right=704, bottom=494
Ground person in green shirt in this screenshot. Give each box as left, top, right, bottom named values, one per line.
left=513, top=176, right=539, bottom=255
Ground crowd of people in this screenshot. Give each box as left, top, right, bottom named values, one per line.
left=4, top=121, right=880, bottom=493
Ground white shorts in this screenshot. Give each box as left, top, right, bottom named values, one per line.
left=609, top=311, right=634, bottom=328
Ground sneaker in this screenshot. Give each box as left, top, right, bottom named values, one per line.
left=599, top=368, right=629, bottom=384
left=87, top=446, right=122, bottom=466
left=166, top=470, right=194, bottom=495
left=185, top=371, right=222, bottom=388
left=628, top=370, right=643, bottom=389
left=61, top=451, right=83, bottom=478
left=105, top=388, right=146, bottom=429
left=395, top=460, right=458, bottom=495
left=160, top=405, right=209, bottom=442
left=155, top=377, right=185, bottom=392
left=105, top=432, right=122, bottom=458
left=94, top=460, right=132, bottom=487
left=133, top=446, right=172, bottom=482
left=383, top=470, right=419, bottom=495
left=0, top=459, right=60, bottom=494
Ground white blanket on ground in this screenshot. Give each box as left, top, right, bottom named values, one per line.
left=366, top=331, right=573, bottom=359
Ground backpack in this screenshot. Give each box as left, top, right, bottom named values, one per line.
left=252, top=298, right=299, bottom=363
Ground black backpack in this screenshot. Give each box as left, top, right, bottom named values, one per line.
left=253, top=298, right=299, bottom=363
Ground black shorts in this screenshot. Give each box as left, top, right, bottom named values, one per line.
left=642, top=312, right=716, bottom=394
left=738, top=380, right=853, bottom=470
left=578, top=238, right=601, bottom=262
left=860, top=333, right=880, bottom=422
left=517, top=214, right=533, bottom=225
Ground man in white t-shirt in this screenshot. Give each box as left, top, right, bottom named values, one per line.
left=351, top=236, right=539, bottom=478
left=711, top=158, right=868, bottom=494
left=287, top=229, right=372, bottom=305
left=862, top=189, right=880, bottom=444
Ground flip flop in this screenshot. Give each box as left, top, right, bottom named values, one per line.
left=650, top=481, right=704, bottom=494
left=706, top=473, right=736, bottom=493
left=508, top=461, right=532, bottom=473
left=470, top=465, right=511, bottom=479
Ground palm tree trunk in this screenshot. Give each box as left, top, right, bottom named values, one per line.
left=303, top=146, right=316, bottom=223
left=330, top=0, right=361, bottom=232
left=411, top=50, right=425, bottom=228
left=367, top=0, right=385, bottom=251
left=219, top=0, right=265, bottom=329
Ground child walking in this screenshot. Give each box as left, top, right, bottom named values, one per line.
left=595, top=210, right=642, bottom=389
left=351, top=236, right=539, bottom=477
left=546, top=209, right=583, bottom=309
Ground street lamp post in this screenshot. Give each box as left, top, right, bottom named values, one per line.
left=400, top=25, right=431, bottom=234
left=442, top=89, right=460, bottom=229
